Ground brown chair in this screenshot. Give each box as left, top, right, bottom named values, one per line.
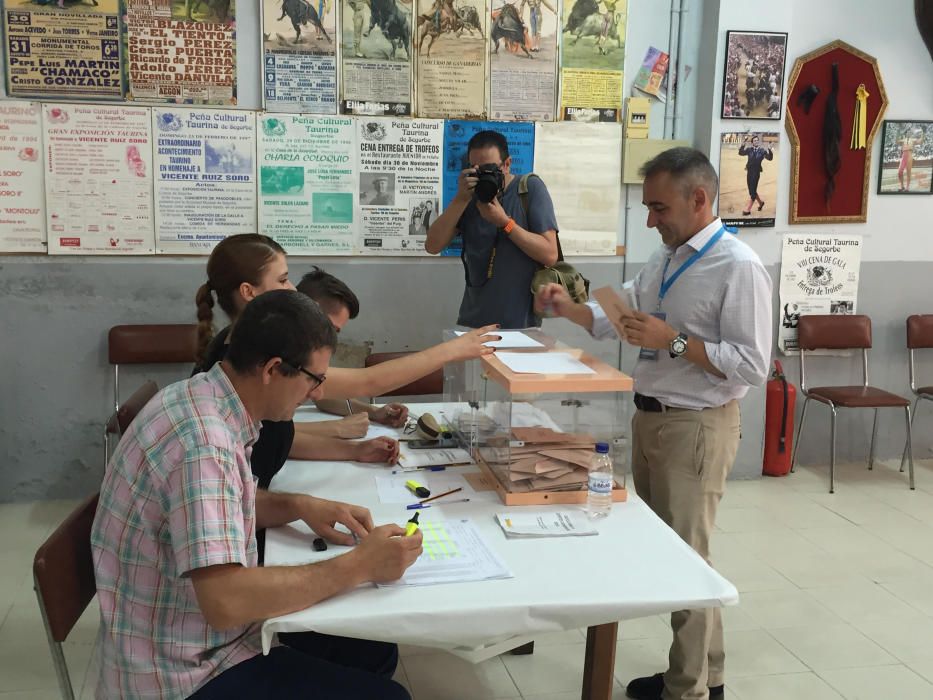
left=363, top=351, right=444, bottom=397
left=33, top=493, right=100, bottom=700
left=901, top=315, right=933, bottom=469
left=103, top=380, right=159, bottom=467
left=107, top=324, right=197, bottom=414
left=790, top=315, right=915, bottom=493
left=106, top=325, right=196, bottom=467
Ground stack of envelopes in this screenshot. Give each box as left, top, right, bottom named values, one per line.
left=494, top=426, right=597, bottom=493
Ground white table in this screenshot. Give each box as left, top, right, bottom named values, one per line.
left=262, top=406, right=738, bottom=699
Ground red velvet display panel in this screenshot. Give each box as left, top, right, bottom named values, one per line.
left=785, top=41, right=888, bottom=223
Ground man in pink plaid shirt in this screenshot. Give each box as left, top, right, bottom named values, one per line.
left=92, top=290, right=422, bottom=699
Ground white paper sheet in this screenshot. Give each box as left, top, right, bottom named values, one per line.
left=377, top=518, right=513, bottom=587
left=454, top=331, right=545, bottom=349
left=496, top=511, right=598, bottom=538
left=364, top=423, right=408, bottom=440
left=375, top=474, right=473, bottom=504
left=396, top=445, right=473, bottom=471
left=497, top=352, right=596, bottom=375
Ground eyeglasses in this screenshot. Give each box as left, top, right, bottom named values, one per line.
left=282, top=361, right=326, bottom=391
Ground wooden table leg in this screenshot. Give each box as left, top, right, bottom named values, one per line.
left=581, top=622, right=618, bottom=700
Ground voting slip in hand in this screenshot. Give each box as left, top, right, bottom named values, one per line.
left=592, top=284, right=639, bottom=342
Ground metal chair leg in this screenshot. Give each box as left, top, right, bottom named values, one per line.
left=901, top=396, right=920, bottom=472
left=830, top=405, right=838, bottom=494
left=868, top=408, right=879, bottom=470
left=790, top=396, right=811, bottom=473
left=905, top=404, right=915, bottom=490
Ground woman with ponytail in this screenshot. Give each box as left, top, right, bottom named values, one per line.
left=194, top=234, right=499, bottom=492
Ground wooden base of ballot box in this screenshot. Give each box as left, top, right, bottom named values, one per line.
left=477, top=455, right=628, bottom=506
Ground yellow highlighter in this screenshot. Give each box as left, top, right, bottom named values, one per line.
left=405, top=512, right=420, bottom=537
left=405, top=480, right=430, bottom=498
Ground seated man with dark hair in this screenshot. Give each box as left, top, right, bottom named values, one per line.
left=297, top=267, right=409, bottom=424
left=297, top=265, right=361, bottom=329
left=92, top=290, right=421, bottom=700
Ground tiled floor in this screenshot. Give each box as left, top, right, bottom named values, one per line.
left=3, top=458, right=933, bottom=699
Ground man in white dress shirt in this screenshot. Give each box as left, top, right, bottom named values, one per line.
left=535, top=147, right=772, bottom=700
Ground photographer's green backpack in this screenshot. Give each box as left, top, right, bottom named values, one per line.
left=519, top=174, right=591, bottom=306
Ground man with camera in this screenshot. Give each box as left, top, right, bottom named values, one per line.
left=425, top=130, right=559, bottom=328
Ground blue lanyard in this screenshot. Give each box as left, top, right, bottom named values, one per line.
left=658, top=225, right=728, bottom=309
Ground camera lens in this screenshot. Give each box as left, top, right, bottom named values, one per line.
left=473, top=165, right=504, bottom=203
left=474, top=179, right=499, bottom=203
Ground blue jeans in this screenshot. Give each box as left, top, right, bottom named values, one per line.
left=188, top=631, right=408, bottom=699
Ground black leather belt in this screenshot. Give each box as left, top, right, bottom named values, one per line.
left=634, top=393, right=664, bottom=412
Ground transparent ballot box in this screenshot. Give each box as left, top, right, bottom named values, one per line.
left=443, top=332, right=633, bottom=505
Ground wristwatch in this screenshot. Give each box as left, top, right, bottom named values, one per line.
left=669, top=332, right=688, bottom=358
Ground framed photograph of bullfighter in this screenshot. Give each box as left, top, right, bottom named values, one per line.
left=721, top=30, right=787, bottom=120
left=876, top=120, right=933, bottom=195
left=718, top=131, right=780, bottom=228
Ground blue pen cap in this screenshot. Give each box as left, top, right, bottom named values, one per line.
left=595, top=442, right=610, bottom=454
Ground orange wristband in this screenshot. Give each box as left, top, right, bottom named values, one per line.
left=502, top=218, right=516, bottom=234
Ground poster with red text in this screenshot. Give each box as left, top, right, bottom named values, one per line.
left=0, top=102, right=46, bottom=253
left=125, top=0, right=236, bottom=104
left=43, top=104, right=155, bottom=255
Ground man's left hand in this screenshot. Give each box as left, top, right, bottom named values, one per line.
left=476, top=197, right=510, bottom=228
left=621, top=311, right=678, bottom=350
left=372, top=403, right=409, bottom=428
left=300, top=496, right=374, bottom=546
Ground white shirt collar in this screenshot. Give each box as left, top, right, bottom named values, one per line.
left=679, top=218, right=725, bottom=254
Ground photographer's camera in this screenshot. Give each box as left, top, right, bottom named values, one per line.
left=473, top=164, right=504, bottom=203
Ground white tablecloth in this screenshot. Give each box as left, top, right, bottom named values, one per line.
left=261, top=405, right=738, bottom=660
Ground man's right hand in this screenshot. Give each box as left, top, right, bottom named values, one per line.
left=354, top=524, right=423, bottom=583
left=454, top=167, right=478, bottom=203
left=534, top=283, right=575, bottom=318
left=444, top=324, right=501, bottom=361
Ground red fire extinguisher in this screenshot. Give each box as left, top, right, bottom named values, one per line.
left=763, top=360, right=796, bottom=476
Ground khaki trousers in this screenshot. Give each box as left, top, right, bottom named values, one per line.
left=632, top=400, right=740, bottom=700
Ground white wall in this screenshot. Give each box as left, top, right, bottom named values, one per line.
left=702, top=0, right=933, bottom=268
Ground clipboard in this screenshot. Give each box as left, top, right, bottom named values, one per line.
left=592, top=285, right=639, bottom=342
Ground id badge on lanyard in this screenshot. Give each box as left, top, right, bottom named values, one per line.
left=638, top=225, right=728, bottom=361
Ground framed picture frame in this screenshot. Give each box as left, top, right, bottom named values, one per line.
left=785, top=40, right=887, bottom=224
left=718, top=131, right=780, bottom=228
left=876, top=120, right=933, bottom=194
left=721, top=30, right=788, bottom=121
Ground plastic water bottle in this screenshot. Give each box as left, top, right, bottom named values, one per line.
left=587, top=442, right=613, bottom=518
